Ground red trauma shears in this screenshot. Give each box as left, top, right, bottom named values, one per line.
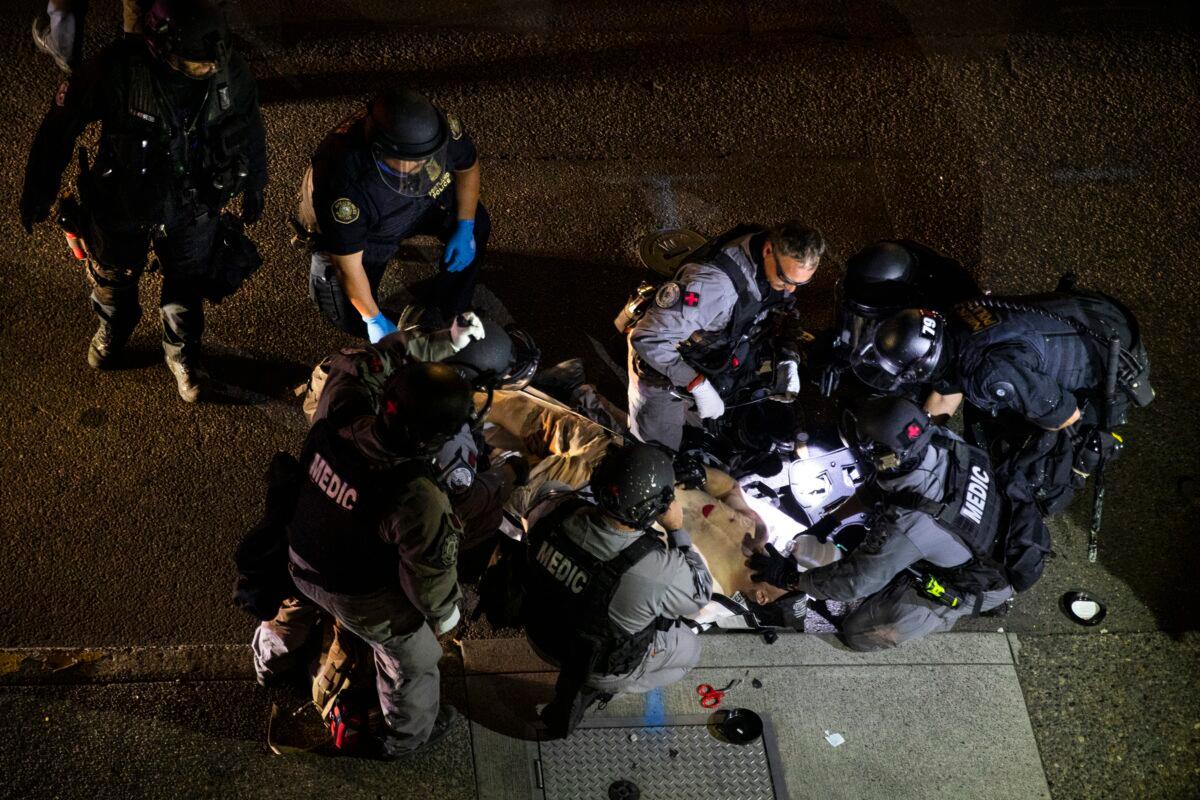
left=697, top=679, right=740, bottom=709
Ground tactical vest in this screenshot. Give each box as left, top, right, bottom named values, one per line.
left=522, top=499, right=668, bottom=677
left=951, top=289, right=1151, bottom=420
left=882, top=434, right=1009, bottom=602
left=676, top=228, right=789, bottom=393
left=287, top=420, right=432, bottom=595
left=89, top=43, right=248, bottom=222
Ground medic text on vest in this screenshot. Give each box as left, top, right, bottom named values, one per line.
left=308, top=452, right=358, bottom=510
left=960, top=465, right=990, bottom=525
left=535, top=540, right=591, bottom=594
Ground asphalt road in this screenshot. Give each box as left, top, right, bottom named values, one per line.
left=2, top=0, right=1196, bottom=647
left=0, top=2, right=1198, bottom=798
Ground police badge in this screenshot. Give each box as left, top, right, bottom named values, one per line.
left=655, top=282, right=681, bottom=309
left=331, top=197, right=360, bottom=224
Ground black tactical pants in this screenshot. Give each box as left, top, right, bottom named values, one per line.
left=309, top=200, right=491, bottom=338
left=84, top=208, right=220, bottom=362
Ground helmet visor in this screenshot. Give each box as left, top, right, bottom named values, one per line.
left=371, top=142, right=449, bottom=197
left=849, top=343, right=907, bottom=393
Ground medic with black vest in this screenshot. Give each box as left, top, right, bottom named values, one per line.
left=256, top=362, right=475, bottom=758
left=626, top=221, right=825, bottom=451
left=298, top=88, right=487, bottom=342
left=19, top=0, right=268, bottom=402
left=522, top=443, right=713, bottom=736
left=747, top=397, right=1022, bottom=652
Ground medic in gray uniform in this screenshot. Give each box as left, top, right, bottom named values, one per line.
left=747, top=397, right=1017, bottom=651
left=522, top=443, right=713, bottom=736
left=627, top=222, right=825, bottom=451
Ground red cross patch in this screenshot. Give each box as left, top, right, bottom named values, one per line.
left=683, top=290, right=701, bottom=307
left=905, top=421, right=924, bottom=440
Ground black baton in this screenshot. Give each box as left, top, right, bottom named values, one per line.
left=1088, top=335, right=1122, bottom=563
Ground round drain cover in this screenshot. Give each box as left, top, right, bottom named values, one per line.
left=637, top=228, right=707, bottom=277
left=608, top=778, right=641, bottom=800
left=1060, top=591, right=1107, bottom=626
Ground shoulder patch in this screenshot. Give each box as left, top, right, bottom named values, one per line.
left=681, top=286, right=702, bottom=307
left=331, top=197, right=360, bottom=224
left=55, top=81, right=69, bottom=108
left=654, top=282, right=681, bottom=309
left=447, top=114, right=463, bottom=140
left=955, top=301, right=999, bottom=334
left=437, top=513, right=463, bottom=567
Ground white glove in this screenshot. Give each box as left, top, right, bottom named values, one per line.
left=691, top=378, right=726, bottom=419
left=449, top=311, right=485, bottom=352
left=434, top=605, right=461, bottom=635
left=771, top=359, right=800, bottom=402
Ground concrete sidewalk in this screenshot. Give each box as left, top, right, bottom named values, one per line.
left=0, top=632, right=1051, bottom=800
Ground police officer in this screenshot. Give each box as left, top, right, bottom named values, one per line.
left=19, top=0, right=268, bottom=402
left=746, top=397, right=1015, bottom=651
left=847, top=285, right=1152, bottom=514
left=522, top=443, right=713, bottom=735
left=822, top=239, right=980, bottom=396
left=627, top=221, right=825, bottom=451
left=255, top=362, right=475, bottom=758
left=299, top=88, right=488, bottom=342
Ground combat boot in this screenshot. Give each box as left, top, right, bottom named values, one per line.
left=87, top=322, right=130, bottom=369
left=377, top=704, right=461, bottom=760
left=165, top=354, right=207, bottom=403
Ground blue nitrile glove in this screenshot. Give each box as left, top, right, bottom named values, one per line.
left=443, top=219, right=476, bottom=273
left=362, top=312, right=397, bottom=344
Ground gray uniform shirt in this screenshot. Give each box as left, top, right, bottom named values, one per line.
left=630, top=234, right=764, bottom=389
left=794, top=431, right=974, bottom=602
left=529, top=485, right=713, bottom=635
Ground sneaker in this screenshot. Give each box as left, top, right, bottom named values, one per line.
left=165, top=355, right=207, bottom=403
left=87, top=323, right=128, bottom=369
left=378, top=704, right=461, bottom=760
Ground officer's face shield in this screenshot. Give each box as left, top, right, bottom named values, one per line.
left=372, top=144, right=449, bottom=197
left=500, top=328, right=541, bottom=390
left=849, top=341, right=908, bottom=393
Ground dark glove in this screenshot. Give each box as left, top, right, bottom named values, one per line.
left=19, top=194, right=50, bottom=234
left=746, top=543, right=800, bottom=590
left=241, top=187, right=264, bottom=225
left=504, top=454, right=531, bottom=487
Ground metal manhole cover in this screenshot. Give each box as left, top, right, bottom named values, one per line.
left=535, top=719, right=783, bottom=800
left=638, top=229, right=707, bottom=277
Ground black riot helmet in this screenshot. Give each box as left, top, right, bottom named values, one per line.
left=590, top=443, right=676, bottom=529
left=839, top=396, right=935, bottom=475
left=365, top=89, right=450, bottom=197
left=850, top=308, right=945, bottom=393
left=843, top=242, right=922, bottom=316
left=442, top=317, right=541, bottom=391
left=375, top=362, right=475, bottom=457
left=143, top=0, right=228, bottom=67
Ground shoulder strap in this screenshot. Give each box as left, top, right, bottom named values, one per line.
left=581, top=531, right=665, bottom=607
left=527, top=496, right=592, bottom=547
